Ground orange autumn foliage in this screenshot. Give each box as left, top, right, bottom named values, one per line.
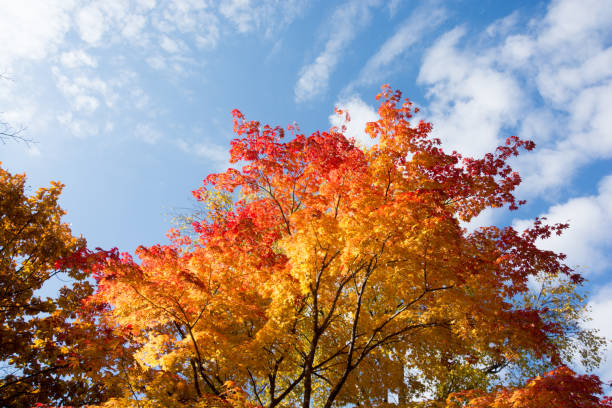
left=87, top=86, right=608, bottom=408
left=0, top=164, right=128, bottom=407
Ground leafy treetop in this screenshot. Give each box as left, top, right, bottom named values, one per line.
left=84, top=86, right=607, bottom=408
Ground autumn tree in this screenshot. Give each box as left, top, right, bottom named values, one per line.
left=90, top=86, right=608, bottom=408
left=0, top=164, right=127, bottom=407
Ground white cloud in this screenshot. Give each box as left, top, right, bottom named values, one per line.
left=60, top=50, right=97, bottom=69
left=76, top=95, right=100, bottom=113
left=568, top=82, right=612, bottom=156
left=498, top=34, right=534, bottom=68
left=514, top=174, right=612, bottom=275
left=57, top=111, right=99, bottom=138
left=535, top=48, right=612, bottom=107
left=537, top=0, right=612, bottom=49
left=220, top=0, right=308, bottom=36
left=295, top=0, right=380, bottom=103
left=516, top=147, right=585, bottom=197
left=177, top=138, right=229, bottom=165
left=417, top=0, right=612, bottom=194
left=70, top=0, right=222, bottom=61
left=517, top=109, right=558, bottom=144
left=462, top=207, right=503, bottom=233
left=146, top=55, right=167, bottom=70
left=3, top=0, right=308, bottom=83
left=195, top=27, right=219, bottom=49
left=151, top=0, right=219, bottom=50
left=516, top=76, right=612, bottom=196
left=219, top=0, right=257, bottom=33
left=135, top=123, right=163, bottom=144
left=25, top=144, right=42, bottom=157
left=55, top=74, right=100, bottom=113
left=160, top=36, right=181, bottom=53
left=484, top=11, right=519, bottom=38
left=53, top=68, right=118, bottom=114
left=161, top=0, right=211, bottom=31
left=122, top=13, right=148, bottom=40
left=76, top=4, right=107, bottom=44
left=1, top=105, right=34, bottom=129
left=135, top=0, right=156, bottom=10
left=418, top=27, right=524, bottom=157
left=0, top=0, right=74, bottom=69
left=130, top=88, right=150, bottom=110
left=328, top=95, right=378, bottom=148
left=76, top=1, right=138, bottom=45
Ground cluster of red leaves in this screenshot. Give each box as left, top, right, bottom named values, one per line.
left=447, top=366, right=612, bottom=407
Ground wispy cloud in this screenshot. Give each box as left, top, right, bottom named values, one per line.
left=57, top=111, right=99, bottom=138
left=152, top=1, right=219, bottom=51
left=5, top=0, right=304, bottom=77
left=176, top=138, right=229, bottom=167
left=348, top=2, right=447, bottom=90
left=53, top=67, right=118, bottom=114
left=1, top=0, right=314, bottom=150
left=60, top=50, right=97, bottom=69
left=135, top=123, right=163, bottom=144
left=220, top=0, right=309, bottom=37
left=294, top=0, right=381, bottom=103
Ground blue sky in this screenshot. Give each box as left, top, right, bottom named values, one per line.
left=1, top=0, right=611, bottom=382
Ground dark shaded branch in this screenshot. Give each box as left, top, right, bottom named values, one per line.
left=247, top=368, right=264, bottom=406
left=191, top=359, right=202, bottom=398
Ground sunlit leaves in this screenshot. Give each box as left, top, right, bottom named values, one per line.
left=88, top=87, right=607, bottom=407
left=0, top=164, right=126, bottom=407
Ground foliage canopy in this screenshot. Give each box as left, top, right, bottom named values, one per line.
left=89, top=87, right=608, bottom=407
left=1, top=87, right=609, bottom=407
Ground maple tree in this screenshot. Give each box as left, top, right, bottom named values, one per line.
left=0, top=164, right=127, bottom=407
left=83, top=86, right=608, bottom=408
